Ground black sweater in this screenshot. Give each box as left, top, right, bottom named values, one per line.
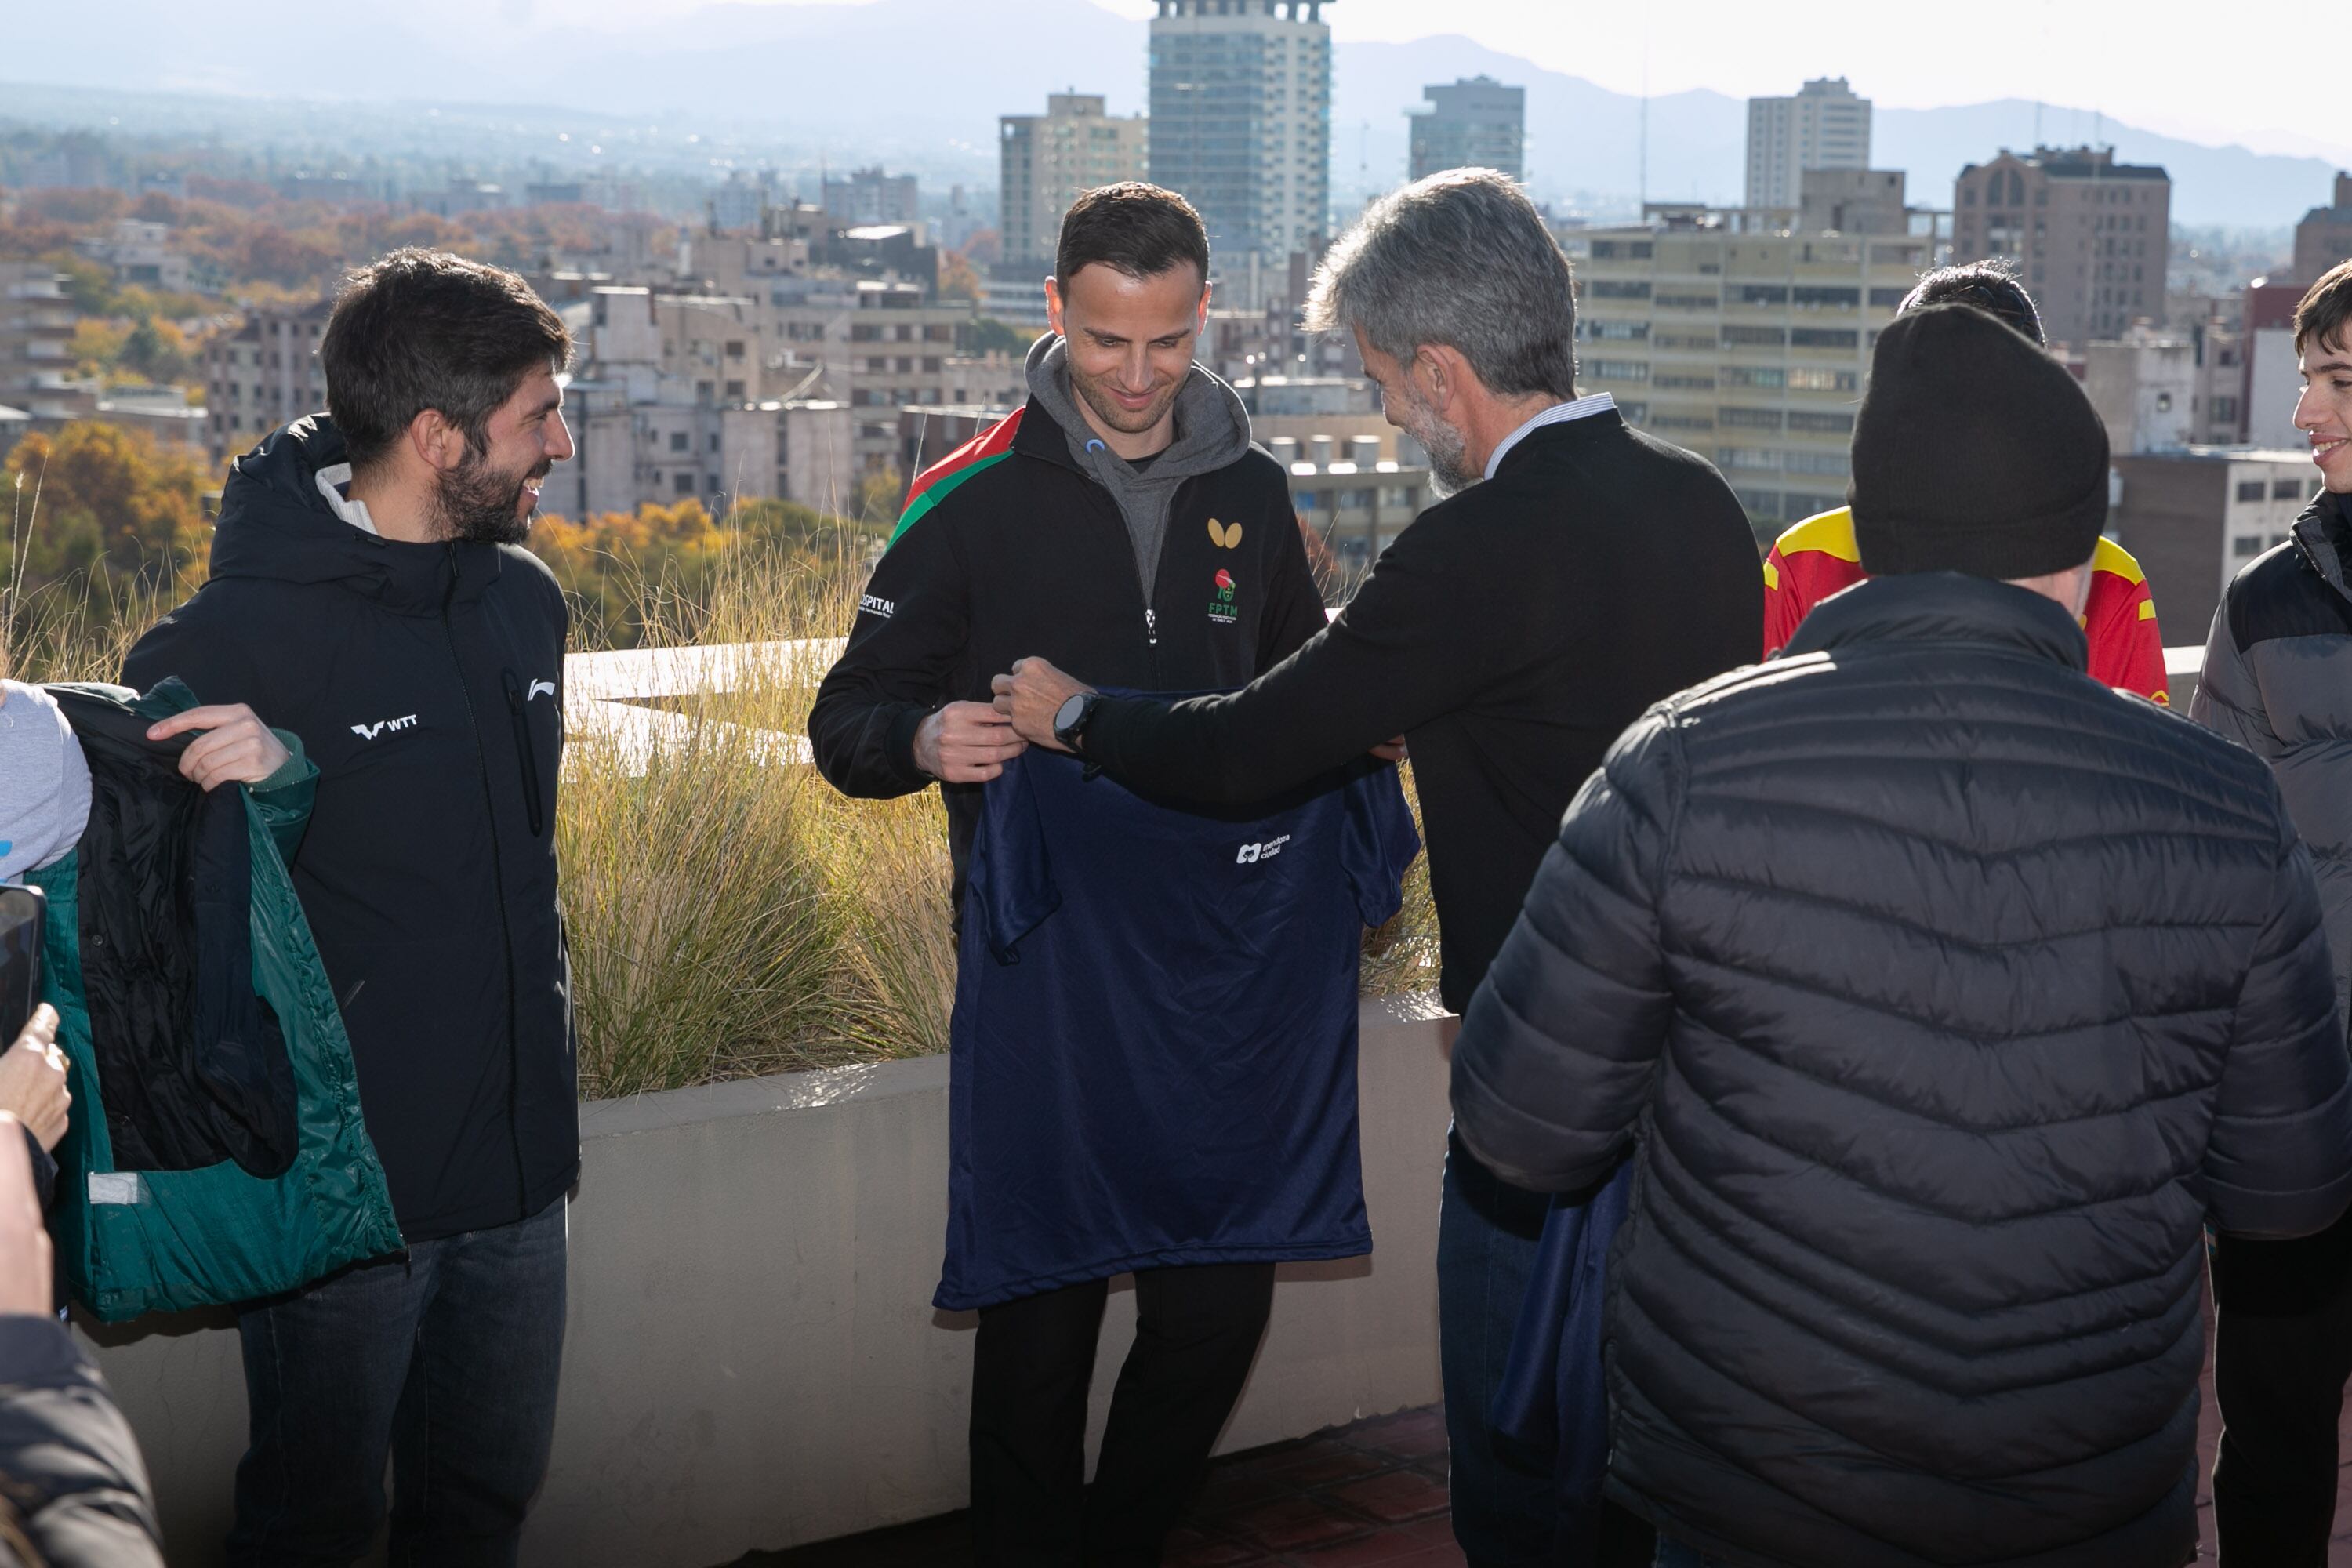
left=1078, top=411, right=1761, bottom=1011
left=808, top=397, right=1328, bottom=913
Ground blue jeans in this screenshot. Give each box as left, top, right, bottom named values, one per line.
left=1439, top=1130, right=1562, bottom=1566
left=227, top=1196, right=568, bottom=1568
left=1653, top=1541, right=1730, bottom=1568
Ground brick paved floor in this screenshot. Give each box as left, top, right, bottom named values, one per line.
left=746, top=1330, right=2352, bottom=1567
left=742, top=1406, right=1461, bottom=1567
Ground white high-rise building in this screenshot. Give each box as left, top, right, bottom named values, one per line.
left=1744, top=78, right=1871, bottom=212
left=999, top=94, right=1150, bottom=277
left=1149, top=0, right=1334, bottom=303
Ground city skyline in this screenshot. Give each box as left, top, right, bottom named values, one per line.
left=138, top=0, right=2331, bottom=172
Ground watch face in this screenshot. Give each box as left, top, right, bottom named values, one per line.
left=1054, top=693, right=1089, bottom=735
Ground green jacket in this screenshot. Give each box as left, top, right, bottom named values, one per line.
left=30, top=681, right=401, bottom=1322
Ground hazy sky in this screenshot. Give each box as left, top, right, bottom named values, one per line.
left=528, top=0, right=2330, bottom=165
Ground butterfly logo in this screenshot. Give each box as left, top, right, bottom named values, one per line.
left=1207, top=517, right=1243, bottom=550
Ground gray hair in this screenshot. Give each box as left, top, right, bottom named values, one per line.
left=1304, top=169, right=1577, bottom=401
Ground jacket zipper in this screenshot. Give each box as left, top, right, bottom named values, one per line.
left=503, top=670, right=547, bottom=837
left=442, top=546, right=532, bottom=1219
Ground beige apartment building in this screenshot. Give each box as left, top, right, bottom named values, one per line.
left=1951, top=147, right=2170, bottom=347
left=1000, top=94, right=1149, bottom=275
left=1576, top=217, right=1932, bottom=535
left=0, top=263, right=86, bottom=423
left=204, top=299, right=332, bottom=452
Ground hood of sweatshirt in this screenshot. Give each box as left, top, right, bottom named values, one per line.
left=208, top=416, right=505, bottom=617
left=1023, top=332, right=1254, bottom=600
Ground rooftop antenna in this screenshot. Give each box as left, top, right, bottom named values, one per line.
left=1639, top=19, right=1650, bottom=215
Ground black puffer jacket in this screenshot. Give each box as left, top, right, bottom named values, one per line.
left=2194, top=488, right=2352, bottom=1021
left=1453, top=572, right=2352, bottom=1568
left=0, top=1316, right=161, bottom=1567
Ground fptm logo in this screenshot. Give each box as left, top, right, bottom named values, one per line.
left=1208, top=568, right=1238, bottom=626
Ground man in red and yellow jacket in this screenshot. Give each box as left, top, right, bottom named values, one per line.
left=1762, top=263, right=2169, bottom=703
left=1766, top=506, right=2168, bottom=701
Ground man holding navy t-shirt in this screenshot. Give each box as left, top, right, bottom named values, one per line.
left=808, top=183, right=1335, bottom=1566
left=993, top=168, right=1761, bottom=1566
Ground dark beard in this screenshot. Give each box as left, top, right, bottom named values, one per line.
left=434, top=452, right=543, bottom=545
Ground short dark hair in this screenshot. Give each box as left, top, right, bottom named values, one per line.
left=2296, top=260, right=2352, bottom=356
left=321, top=249, right=571, bottom=474
left=1900, top=262, right=2045, bottom=346
left=1054, top=183, right=1210, bottom=291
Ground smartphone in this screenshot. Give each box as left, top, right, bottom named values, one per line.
left=0, top=885, right=43, bottom=1046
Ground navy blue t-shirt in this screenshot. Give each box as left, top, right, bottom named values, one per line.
left=937, top=748, right=1421, bottom=1312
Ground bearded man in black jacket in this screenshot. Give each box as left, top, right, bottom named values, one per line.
left=123, top=249, right=576, bottom=1568
left=993, top=169, right=1760, bottom=1566
left=808, top=184, right=1332, bottom=1567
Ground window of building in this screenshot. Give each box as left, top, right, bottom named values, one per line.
left=1786, top=368, right=1857, bottom=393
left=725, top=341, right=745, bottom=358
left=1657, top=293, right=1717, bottom=310
left=1722, top=325, right=1784, bottom=347
left=709, top=434, right=722, bottom=452
left=1587, top=360, right=1650, bottom=382
left=1791, top=328, right=1859, bottom=349
left=1726, top=366, right=1786, bottom=390
left=1720, top=408, right=1782, bottom=430
left=1792, top=286, right=1860, bottom=309
left=2234, top=535, right=2263, bottom=557
left=1589, top=281, right=1651, bottom=299
left=2237, top=480, right=2267, bottom=503
left=670, top=432, right=689, bottom=452
left=725, top=380, right=746, bottom=399
left=2275, top=477, right=2307, bottom=500
left=673, top=473, right=695, bottom=495
left=1788, top=411, right=1855, bottom=434
left=1739, top=285, right=1788, bottom=307
left=1588, top=321, right=1649, bottom=340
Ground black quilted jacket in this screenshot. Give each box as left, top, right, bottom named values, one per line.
left=2194, top=488, right=2352, bottom=1023
left=1453, top=571, right=2352, bottom=1568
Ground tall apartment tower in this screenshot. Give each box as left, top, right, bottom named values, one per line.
left=999, top=94, right=1150, bottom=276
left=1408, top=77, right=1525, bottom=182
left=1149, top=0, right=1334, bottom=296
left=1951, top=147, right=2171, bottom=346
left=1744, top=78, right=1871, bottom=211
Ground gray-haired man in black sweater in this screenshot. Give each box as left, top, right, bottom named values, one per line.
left=993, top=169, right=1760, bottom=1566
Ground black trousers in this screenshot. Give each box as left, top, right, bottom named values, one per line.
left=969, top=1261, right=1276, bottom=1568
left=2211, top=1204, right=2352, bottom=1567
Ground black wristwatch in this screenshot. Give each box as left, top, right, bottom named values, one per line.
left=1053, top=691, right=1104, bottom=752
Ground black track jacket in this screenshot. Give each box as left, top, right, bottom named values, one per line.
left=123, top=416, right=576, bottom=1243
left=808, top=397, right=1329, bottom=908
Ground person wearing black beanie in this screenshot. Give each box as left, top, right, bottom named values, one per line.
left=1443, top=300, right=2352, bottom=1565
left=1848, top=301, right=2111, bottom=583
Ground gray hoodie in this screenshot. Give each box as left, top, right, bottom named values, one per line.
left=1023, top=332, right=1254, bottom=601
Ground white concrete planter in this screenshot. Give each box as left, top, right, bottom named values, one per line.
left=80, top=997, right=1453, bottom=1567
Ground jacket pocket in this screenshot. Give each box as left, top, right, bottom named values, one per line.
left=502, top=670, right=547, bottom=838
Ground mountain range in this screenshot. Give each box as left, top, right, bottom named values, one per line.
left=4, top=0, right=2338, bottom=229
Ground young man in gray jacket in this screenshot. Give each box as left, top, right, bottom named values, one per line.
left=2194, top=256, right=2352, bottom=1565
